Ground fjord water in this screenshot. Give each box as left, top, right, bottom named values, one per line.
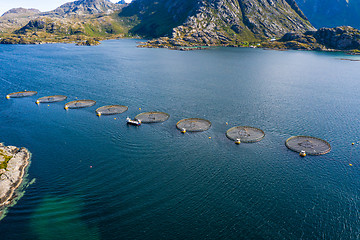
left=0, top=40, right=359, bottom=239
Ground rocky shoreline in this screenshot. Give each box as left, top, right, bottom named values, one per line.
left=0, top=143, right=30, bottom=217
left=260, top=26, right=360, bottom=53
left=136, top=26, right=360, bottom=54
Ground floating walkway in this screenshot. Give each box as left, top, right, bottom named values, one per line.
left=135, top=112, right=170, bottom=123
left=176, top=118, right=211, bottom=132
left=36, top=95, right=67, bottom=104
left=64, top=100, right=96, bottom=109
left=96, top=105, right=128, bottom=116
left=6, top=91, right=37, bottom=99
left=285, top=136, right=331, bottom=155
left=226, top=126, right=265, bottom=143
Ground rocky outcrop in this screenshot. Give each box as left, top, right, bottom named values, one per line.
left=125, top=0, right=314, bottom=48
left=0, top=143, right=30, bottom=216
left=76, top=38, right=101, bottom=45
left=262, top=26, right=360, bottom=51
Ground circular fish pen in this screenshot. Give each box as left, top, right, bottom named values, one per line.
left=64, top=100, right=96, bottom=109
left=285, top=136, right=331, bottom=155
left=226, top=126, right=265, bottom=143
left=95, top=105, right=128, bottom=116
left=6, top=91, right=37, bottom=99
left=176, top=118, right=211, bottom=132
left=36, top=95, right=67, bottom=103
left=135, top=112, right=170, bottom=123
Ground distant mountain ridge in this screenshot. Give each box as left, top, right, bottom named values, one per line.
left=0, top=0, right=129, bottom=34
left=0, top=8, right=41, bottom=33
left=296, top=0, right=360, bottom=29
left=0, top=0, right=136, bottom=44
left=1, top=8, right=40, bottom=17
left=43, top=0, right=122, bottom=17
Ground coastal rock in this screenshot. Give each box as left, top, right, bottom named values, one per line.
left=76, top=38, right=101, bottom=46
left=0, top=144, right=30, bottom=210
left=263, top=26, right=360, bottom=51
left=312, top=26, right=360, bottom=50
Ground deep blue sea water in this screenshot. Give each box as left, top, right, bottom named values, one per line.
left=0, top=39, right=359, bottom=239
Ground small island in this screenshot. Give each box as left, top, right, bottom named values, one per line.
left=0, top=143, right=30, bottom=219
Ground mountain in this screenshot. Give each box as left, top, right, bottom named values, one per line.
left=0, top=0, right=136, bottom=44
left=121, top=0, right=314, bottom=47
left=0, top=0, right=128, bottom=33
left=1, top=8, right=40, bottom=17
left=43, top=0, right=123, bottom=17
left=0, top=8, right=41, bottom=33
left=296, top=0, right=360, bottom=29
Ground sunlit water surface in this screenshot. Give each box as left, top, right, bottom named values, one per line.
left=0, top=40, right=359, bottom=239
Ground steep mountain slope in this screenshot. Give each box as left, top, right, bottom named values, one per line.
left=120, top=0, right=199, bottom=38
left=122, top=0, right=314, bottom=47
left=296, top=0, right=360, bottom=29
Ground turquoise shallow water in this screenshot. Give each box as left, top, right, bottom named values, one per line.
left=0, top=40, right=359, bottom=239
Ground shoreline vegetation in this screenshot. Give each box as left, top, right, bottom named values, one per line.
left=0, top=143, right=31, bottom=220
left=1, top=28, right=359, bottom=55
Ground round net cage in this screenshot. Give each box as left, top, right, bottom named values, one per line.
left=176, top=118, right=211, bottom=132
left=36, top=95, right=67, bottom=103
left=285, top=136, right=331, bottom=155
left=6, top=91, right=37, bottom=98
left=65, top=100, right=96, bottom=109
left=95, top=105, right=128, bottom=115
left=226, top=126, right=265, bottom=143
left=135, top=112, right=170, bottom=123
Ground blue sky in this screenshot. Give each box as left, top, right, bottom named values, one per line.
left=0, top=0, right=131, bottom=16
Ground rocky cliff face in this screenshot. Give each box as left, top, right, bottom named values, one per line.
left=296, top=0, right=360, bottom=29
left=124, top=0, right=314, bottom=47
